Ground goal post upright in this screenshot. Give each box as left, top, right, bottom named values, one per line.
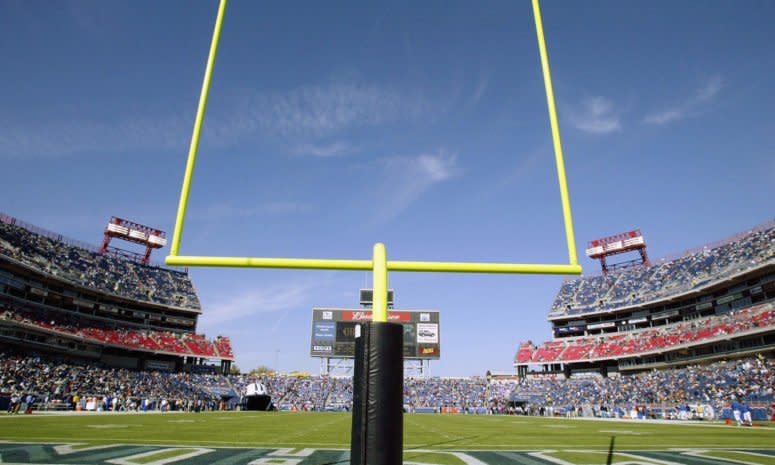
left=532, top=0, right=579, bottom=268
left=170, top=0, right=227, bottom=257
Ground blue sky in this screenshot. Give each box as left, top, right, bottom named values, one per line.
left=2, top=0, right=774, bottom=376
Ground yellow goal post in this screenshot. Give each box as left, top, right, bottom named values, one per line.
left=166, top=0, right=582, bottom=322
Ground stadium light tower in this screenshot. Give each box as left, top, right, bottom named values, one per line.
left=586, top=229, right=650, bottom=275
left=100, top=217, right=168, bottom=265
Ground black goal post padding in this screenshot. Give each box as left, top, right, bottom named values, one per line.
left=350, top=321, right=404, bottom=465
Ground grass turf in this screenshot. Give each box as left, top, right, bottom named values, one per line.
left=0, top=411, right=772, bottom=451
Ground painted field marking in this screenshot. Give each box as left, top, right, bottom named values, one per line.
left=681, top=449, right=775, bottom=465
left=404, top=450, right=488, bottom=465
left=598, top=430, right=649, bottom=435
left=533, top=449, right=686, bottom=465
left=106, top=447, right=213, bottom=465
left=54, top=443, right=122, bottom=455
left=266, top=448, right=315, bottom=457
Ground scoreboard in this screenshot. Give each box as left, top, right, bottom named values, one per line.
left=310, top=308, right=440, bottom=359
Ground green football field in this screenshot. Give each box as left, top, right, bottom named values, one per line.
left=0, top=411, right=773, bottom=464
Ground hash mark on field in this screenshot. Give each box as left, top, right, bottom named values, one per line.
left=599, top=430, right=649, bottom=435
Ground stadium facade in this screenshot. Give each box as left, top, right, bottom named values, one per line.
left=516, top=220, right=775, bottom=377
left=0, top=213, right=234, bottom=374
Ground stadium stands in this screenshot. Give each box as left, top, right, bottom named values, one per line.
left=0, top=214, right=235, bottom=372
left=509, top=357, right=773, bottom=419
left=0, top=217, right=200, bottom=311
left=519, top=302, right=775, bottom=364
left=551, top=222, right=775, bottom=316
left=1, top=350, right=771, bottom=419
left=0, top=303, right=233, bottom=359
left=0, top=351, right=225, bottom=412
left=517, top=220, right=775, bottom=378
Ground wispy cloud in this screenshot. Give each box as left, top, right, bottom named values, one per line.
left=470, top=70, right=491, bottom=105
left=565, top=96, right=621, bottom=134
left=644, top=75, right=723, bottom=125
left=236, top=81, right=429, bottom=137
left=292, top=141, right=354, bottom=158
left=0, top=114, right=190, bottom=160
left=373, top=150, right=459, bottom=223
left=200, top=281, right=315, bottom=326
left=0, top=80, right=432, bottom=160
left=192, top=202, right=310, bottom=222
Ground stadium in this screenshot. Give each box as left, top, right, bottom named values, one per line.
left=2, top=216, right=774, bottom=462
left=3, top=1, right=775, bottom=464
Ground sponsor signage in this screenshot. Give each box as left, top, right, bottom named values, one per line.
left=310, top=308, right=440, bottom=359
left=416, top=323, right=439, bottom=344
left=716, top=293, right=742, bottom=305
left=342, top=310, right=411, bottom=322
left=557, top=325, right=584, bottom=333
left=313, top=321, right=335, bottom=341
left=145, top=360, right=174, bottom=371
left=587, top=321, right=615, bottom=330
left=417, top=345, right=439, bottom=357
left=652, top=309, right=679, bottom=320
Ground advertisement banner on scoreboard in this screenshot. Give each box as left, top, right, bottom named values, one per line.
left=310, top=308, right=440, bottom=359
left=313, top=321, right=336, bottom=341
left=417, top=345, right=439, bottom=357
left=416, top=323, right=439, bottom=344
left=342, top=310, right=411, bottom=322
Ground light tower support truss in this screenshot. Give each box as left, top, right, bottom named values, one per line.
left=586, top=229, right=650, bottom=275
left=101, top=217, right=167, bottom=265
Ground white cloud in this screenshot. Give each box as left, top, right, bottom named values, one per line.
left=695, top=75, right=723, bottom=102
left=200, top=281, right=313, bottom=326
left=470, top=71, right=490, bottom=105
left=416, top=153, right=456, bottom=182
left=238, top=81, right=428, bottom=137
left=373, top=150, right=459, bottom=223
left=192, top=202, right=309, bottom=222
left=0, top=114, right=190, bottom=160
left=0, top=81, right=431, bottom=160
left=645, top=75, right=723, bottom=125
left=566, top=96, right=621, bottom=134
left=293, top=141, right=354, bottom=158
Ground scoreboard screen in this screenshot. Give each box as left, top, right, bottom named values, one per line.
left=310, top=308, right=440, bottom=359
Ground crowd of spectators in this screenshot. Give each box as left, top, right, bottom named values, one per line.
left=511, top=357, right=773, bottom=419
left=0, top=217, right=200, bottom=310
left=519, top=301, right=775, bottom=363
left=0, top=304, right=233, bottom=359
left=551, top=223, right=775, bottom=316
left=3, top=350, right=770, bottom=419
left=0, top=352, right=225, bottom=413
